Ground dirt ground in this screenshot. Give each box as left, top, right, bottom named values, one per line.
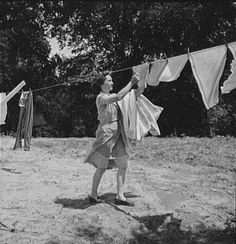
left=0, top=136, right=235, bottom=244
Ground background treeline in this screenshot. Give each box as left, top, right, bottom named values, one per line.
left=1, top=1, right=236, bottom=137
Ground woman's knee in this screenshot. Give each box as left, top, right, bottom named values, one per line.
left=97, top=167, right=106, bottom=174
left=116, top=158, right=129, bottom=170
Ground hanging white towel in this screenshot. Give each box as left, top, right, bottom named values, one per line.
left=147, top=59, right=168, bottom=86
left=118, top=90, right=163, bottom=142
left=0, top=93, right=7, bottom=125
left=159, top=54, right=188, bottom=82
left=221, top=41, right=236, bottom=94
left=132, top=63, right=149, bottom=89
left=189, top=45, right=227, bottom=109
left=136, top=95, right=163, bottom=141
left=118, top=90, right=137, bottom=140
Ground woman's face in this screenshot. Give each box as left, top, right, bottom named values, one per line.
left=101, top=75, right=113, bottom=92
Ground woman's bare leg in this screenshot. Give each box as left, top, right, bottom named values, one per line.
left=91, top=168, right=106, bottom=199
left=117, top=167, right=127, bottom=200
left=116, top=158, right=128, bottom=200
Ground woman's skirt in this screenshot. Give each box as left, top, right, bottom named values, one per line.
left=84, top=121, right=128, bottom=169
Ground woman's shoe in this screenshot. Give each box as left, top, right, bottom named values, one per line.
left=89, top=196, right=105, bottom=204
left=114, top=198, right=134, bottom=206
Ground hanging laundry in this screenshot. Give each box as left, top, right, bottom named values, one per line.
left=0, top=93, right=7, bottom=125
left=19, top=91, right=29, bottom=107
left=118, top=89, right=163, bottom=142
left=0, top=81, right=26, bottom=125
left=221, top=41, right=236, bottom=94
left=159, top=54, right=188, bottom=82
left=13, top=91, right=33, bottom=151
left=147, top=59, right=168, bottom=86
left=136, top=95, right=163, bottom=141
left=132, top=63, right=149, bottom=89
left=117, top=90, right=137, bottom=140
left=189, top=44, right=227, bottom=109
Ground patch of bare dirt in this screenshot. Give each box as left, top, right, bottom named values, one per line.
left=0, top=136, right=235, bottom=243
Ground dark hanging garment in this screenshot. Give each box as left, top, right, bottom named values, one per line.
left=13, top=91, right=33, bottom=151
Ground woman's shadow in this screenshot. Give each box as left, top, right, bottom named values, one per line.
left=54, top=192, right=140, bottom=210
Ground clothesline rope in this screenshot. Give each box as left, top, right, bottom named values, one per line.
left=30, top=81, right=73, bottom=93
left=5, top=80, right=82, bottom=94
left=4, top=68, right=134, bottom=94
left=4, top=60, right=165, bottom=94
left=111, top=66, right=134, bottom=74
left=4, top=65, right=144, bottom=93
left=3, top=41, right=235, bottom=94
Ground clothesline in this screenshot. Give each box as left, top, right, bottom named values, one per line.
left=3, top=41, right=235, bottom=95
left=4, top=66, right=135, bottom=94
left=5, top=79, right=85, bottom=94
left=1, top=41, right=236, bottom=128
left=4, top=69, right=137, bottom=94
left=111, top=66, right=136, bottom=74
left=27, top=81, right=75, bottom=93
left=111, top=42, right=233, bottom=74
left=111, top=53, right=169, bottom=74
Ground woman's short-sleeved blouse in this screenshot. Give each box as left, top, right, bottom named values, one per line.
left=96, top=92, right=118, bottom=124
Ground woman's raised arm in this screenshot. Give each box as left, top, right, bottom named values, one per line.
left=99, top=74, right=140, bottom=105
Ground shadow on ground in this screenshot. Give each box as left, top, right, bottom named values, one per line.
left=53, top=193, right=235, bottom=244
left=54, top=197, right=91, bottom=210
left=132, top=214, right=236, bottom=244
left=45, top=213, right=235, bottom=244
left=54, top=192, right=140, bottom=210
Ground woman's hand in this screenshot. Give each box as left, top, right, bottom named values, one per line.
left=117, top=72, right=140, bottom=100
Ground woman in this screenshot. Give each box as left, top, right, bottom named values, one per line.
left=85, top=71, right=139, bottom=206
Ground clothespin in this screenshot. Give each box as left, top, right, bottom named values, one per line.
left=19, top=88, right=23, bottom=95
left=187, top=47, right=190, bottom=58
left=149, top=62, right=153, bottom=73
left=163, top=53, right=169, bottom=64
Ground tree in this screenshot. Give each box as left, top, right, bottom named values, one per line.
left=1, top=1, right=236, bottom=137
left=0, top=1, right=62, bottom=133
left=50, top=1, right=235, bottom=136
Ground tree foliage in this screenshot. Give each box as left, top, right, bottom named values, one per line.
left=1, top=1, right=236, bottom=137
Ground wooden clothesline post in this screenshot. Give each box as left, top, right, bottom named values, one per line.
left=0, top=80, right=26, bottom=105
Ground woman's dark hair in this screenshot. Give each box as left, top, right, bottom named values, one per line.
left=91, top=70, right=111, bottom=93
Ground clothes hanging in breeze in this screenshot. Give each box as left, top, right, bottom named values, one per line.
left=118, top=89, right=163, bottom=142
left=132, top=63, right=149, bottom=90
left=13, top=91, right=33, bottom=151
left=147, top=59, right=168, bottom=86
left=0, top=93, right=7, bottom=125
left=221, top=41, right=236, bottom=94
left=159, top=54, right=188, bottom=82
left=189, top=44, right=227, bottom=109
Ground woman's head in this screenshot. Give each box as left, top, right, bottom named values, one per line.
left=92, top=71, right=113, bottom=93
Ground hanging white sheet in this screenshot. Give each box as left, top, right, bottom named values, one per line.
left=147, top=59, right=168, bottom=86
left=189, top=45, right=227, bottom=109
left=0, top=93, right=7, bottom=125
left=159, top=54, right=188, bottom=82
